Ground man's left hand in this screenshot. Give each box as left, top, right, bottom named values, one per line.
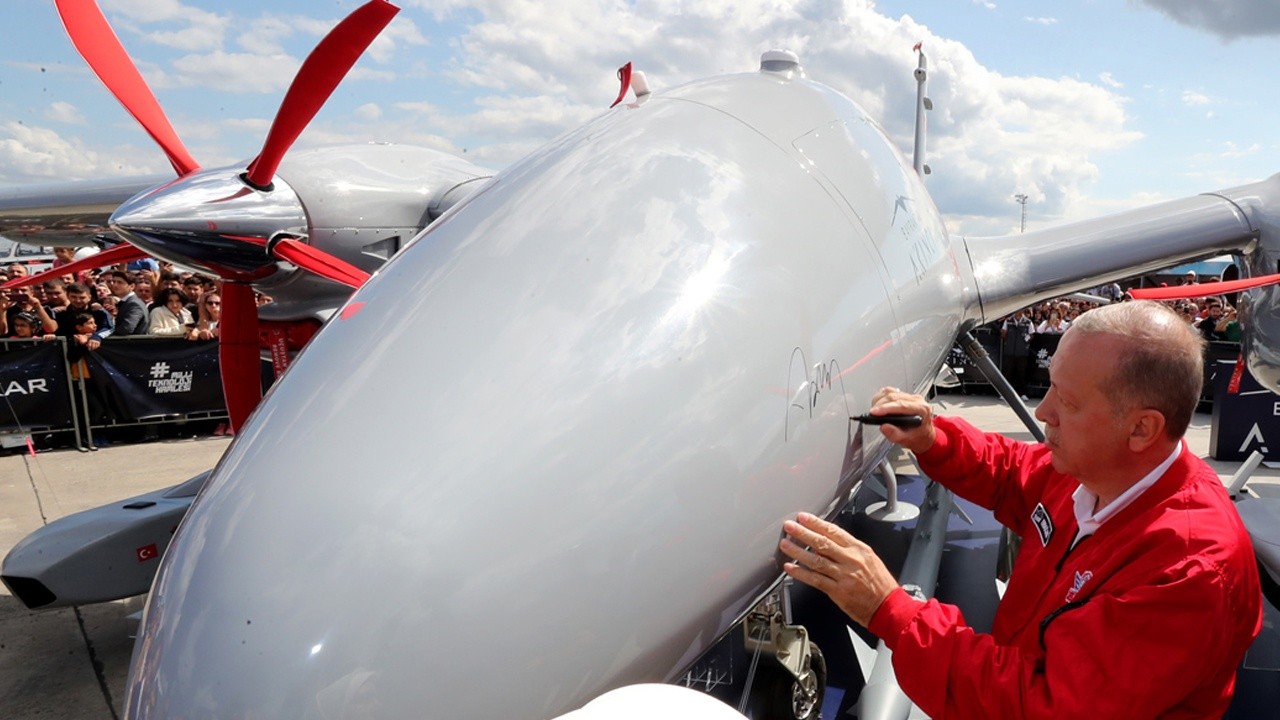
left=779, top=512, right=900, bottom=627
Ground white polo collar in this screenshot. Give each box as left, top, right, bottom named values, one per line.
left=1071, top=440, right=1182, bottom=547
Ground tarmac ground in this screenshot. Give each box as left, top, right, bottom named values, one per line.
left=1, top=393, right=1277, bottom=719
left=1, top=433, right=230, bottom=720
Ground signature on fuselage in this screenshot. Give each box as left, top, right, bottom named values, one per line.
left=785, top=347, right=851, bottom=442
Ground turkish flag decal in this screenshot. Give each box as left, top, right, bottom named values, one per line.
left=136, top=544, right=159, bottom=562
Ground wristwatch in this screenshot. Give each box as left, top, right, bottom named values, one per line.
left=902, top=583, right=927, bottom=602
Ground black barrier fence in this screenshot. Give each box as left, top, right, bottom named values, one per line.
left=948, top=325, right=1239, bottom=407
left=0, top=336, right=251, bottom=450
left=947, top=326, right=1061, bottom=396
left=0, top=337, right=83, bottom=447
left=88, top=338, right=228, bottom=420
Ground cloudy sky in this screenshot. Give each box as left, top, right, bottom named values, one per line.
left=1, top=0, right=1277, bottom=235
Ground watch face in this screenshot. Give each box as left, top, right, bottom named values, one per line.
left=901, top=583, right=927, bottom=601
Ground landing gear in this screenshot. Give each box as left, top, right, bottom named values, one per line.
left=742, top=582, right=827, bottom=720
left=752, top=644, right=826, bottom=720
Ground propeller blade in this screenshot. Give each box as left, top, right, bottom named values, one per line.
left=610, top=62, right=633, bottom=108
left=243, top=0, right=400, bottom=188
left=1128, top=273, right=1280, bottom=300
left=219, top=282, right=263, bottom=433
left=271, top=239, right=370, bottom=288
left=1, top=244, right=147, bottom=290
left=54, top=0, right=200, bottom=177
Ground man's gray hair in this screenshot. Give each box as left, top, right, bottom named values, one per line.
left=1068, top=300, right=1206, bottom=439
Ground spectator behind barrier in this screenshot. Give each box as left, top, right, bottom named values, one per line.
left=134, top=275, right=154, bottom=306
left=5, top=311, right=56, bottom=341
left=2, top=285, right=58, bottom=337
left=148, top=287, right=198, bottom=340
left=42, top=278, right=70, bottom=314
left=195, top=291, right=221, bottom=340
left=105, top=270, right=149, bottom=336
left=55, top=282, right=114, bottom=350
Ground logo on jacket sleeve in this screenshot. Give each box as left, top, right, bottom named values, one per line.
left=1031, top=503, right=1054, bottom=546
left=1065, top=570, right=1093, bottom=602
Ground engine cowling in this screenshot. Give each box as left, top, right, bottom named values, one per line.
left=1231, top=175, right=1280, bottom=392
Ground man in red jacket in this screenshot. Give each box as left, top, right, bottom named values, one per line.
left=780, top=300, right=1262, bottom=718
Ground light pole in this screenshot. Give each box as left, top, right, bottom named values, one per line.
left=1014, top=193, right=1028, bottom=233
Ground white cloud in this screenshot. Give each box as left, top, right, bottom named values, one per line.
left=1025, top=16, right=1058, bottom=26
left=237, top=16, right=297, bottom=56
left=366, top=17, right=431, bottom=64
left=169, top=51, right=300, bottom=93
left=1181, top=90, right=1211, bottom=106
left=972, top=0, right=997, bottom=9
left=45, top=101, right=86, bottom=125
left=395, top=1, right=1141, bottom=233
left=102, top=0, right=228, bottom=52
left=10, top=0, right=1158, bottom=236
left=0, top=122, right=159, bottom=182
left=1214, top=141, right=1262, bottom=159
left=101, top=0, right=202, bottom=23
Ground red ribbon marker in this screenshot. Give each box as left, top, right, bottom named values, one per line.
left=1229, top=355, right=1246, bottom=395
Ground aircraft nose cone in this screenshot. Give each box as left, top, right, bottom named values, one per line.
left=110, top=168, right=307, bottom=281
left=122, top=70, right=939, bottom=719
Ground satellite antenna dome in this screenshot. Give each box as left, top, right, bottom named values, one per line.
left=760, top=49, right=803, bottom=75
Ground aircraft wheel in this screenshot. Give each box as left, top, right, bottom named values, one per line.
left=752, top=643, right=826, bottom=720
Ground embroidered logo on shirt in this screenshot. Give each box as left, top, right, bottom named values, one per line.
left=1065, top=570, right=1093, bottom=602
left=1031, top=503, right=1054, bottom=546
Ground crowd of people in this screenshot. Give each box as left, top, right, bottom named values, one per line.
left=0, top=250, right=268, bottom=444
left=0, top=250, right=255, bottom=343
left=996, top=277, right=1241, bottom=397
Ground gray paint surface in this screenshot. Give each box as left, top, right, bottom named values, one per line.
left=126, top=67, right=964, bottom=718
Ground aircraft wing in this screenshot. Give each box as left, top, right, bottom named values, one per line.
left=961, top=181, right=1276, bottom=321
left=959, top=174, right=1280, bottom=390
left=0, top=174, right=171, bottom=247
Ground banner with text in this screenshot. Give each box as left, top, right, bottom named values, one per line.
left=87, top=340, right=225, bottom=420
left=0, top=340, right=75, bottom=431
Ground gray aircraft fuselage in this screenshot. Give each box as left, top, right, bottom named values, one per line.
left=125, top=63, right=970, bottom=718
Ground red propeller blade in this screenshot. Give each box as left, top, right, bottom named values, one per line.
left=610, top=62, right=633, bottom=108
left=271, top=239, right=370, bottom=288
left=1127, top=273, right=1280, bottom=301
left=244, top=0, right=399, bottom=188
left=219, top=282, right=263, bottom=433
left=1, top=244, right=147, bottom=290
left=54, top=0, right=200, bottom=177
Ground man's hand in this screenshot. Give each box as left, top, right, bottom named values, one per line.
left=779, top=512, right=900, bottom=627
left=870, top=387, right=937, bottom=455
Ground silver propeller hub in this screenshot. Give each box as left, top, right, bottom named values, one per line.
left=110, top=167, right=308, bottom=282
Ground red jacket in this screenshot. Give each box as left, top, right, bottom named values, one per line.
left=868, top=416, right=1262, bottom=719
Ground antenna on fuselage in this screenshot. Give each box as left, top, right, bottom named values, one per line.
left=911, top=43, right=932, bottom=178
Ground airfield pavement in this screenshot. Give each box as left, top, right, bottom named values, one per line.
left=1, top=394, right=1278, bottom=719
